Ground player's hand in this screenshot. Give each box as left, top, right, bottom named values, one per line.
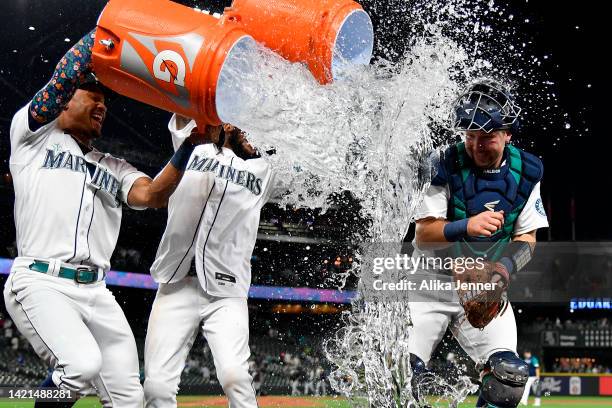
left=186, top=125, right=221, bottom=145
left=467, top=210, right=504, bottom=237
left=186, top=127, right=207, bottom=145
left=175, top=114, right=192, bottom=130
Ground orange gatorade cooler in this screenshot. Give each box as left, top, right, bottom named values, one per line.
left=92, top=0, right=256, bottom=125
left=223, top=0, right=374, bottom=84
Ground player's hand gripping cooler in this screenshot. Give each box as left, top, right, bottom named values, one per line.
left=453, top=260, right=510, bottom=329
left=91, top=0, right=373, bottom=125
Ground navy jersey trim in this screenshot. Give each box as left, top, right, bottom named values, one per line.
left=201, top=157, right=234, bottom=291
left=165, top=180, right=217, bottom=284
left=66, top=167, right=88, bottom=263
left=82, top=157, right=104, bottom=263
left=82, top=190, right=99, bottom=263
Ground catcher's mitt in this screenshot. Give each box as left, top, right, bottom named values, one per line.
left=453, top=261, right=510, bottom=329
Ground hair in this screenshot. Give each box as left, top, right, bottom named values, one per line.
left=78, top=80, right=115, bottom=105
left=227, top=127, right=260, bottom=160
left=216, top=128, right=226, bottom=151
left=78, top=82, right=104, bottom=94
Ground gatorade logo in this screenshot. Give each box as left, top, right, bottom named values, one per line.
left=121, top=32, right=205, bottom=108
left=153, top=50, right=186, bottom=87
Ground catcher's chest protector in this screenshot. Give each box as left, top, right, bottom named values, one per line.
left=432, top=142, right=543, bottom=259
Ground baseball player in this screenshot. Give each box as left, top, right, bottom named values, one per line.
left=520, top=350, right=541, bottom=406
left=3, top=29, right=213, bottom=407
left=407, top=80, right=549, bottom=407
left=143, top=114, right=278, bottom=407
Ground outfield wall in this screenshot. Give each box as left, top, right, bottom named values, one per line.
left=539, top=373, right=612, bottom=397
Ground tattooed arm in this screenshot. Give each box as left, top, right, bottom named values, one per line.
left=28, top=29, right=96, bottom=131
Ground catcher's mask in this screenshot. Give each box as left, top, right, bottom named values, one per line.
left=454, top=79, right=521, bottom=134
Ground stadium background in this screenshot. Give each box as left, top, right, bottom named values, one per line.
left=0, top=0, right=610, bottom=406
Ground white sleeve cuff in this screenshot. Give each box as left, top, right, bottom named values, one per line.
left=168, top=114, right=196, bottom=152
left=414, top=184, right=449, bottom=221
left=122, top=172, right=150, bottom=210
left=514, top=218, right=549, bottom=236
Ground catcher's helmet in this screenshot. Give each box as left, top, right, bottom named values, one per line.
left=454, top=79, right=521, bottom=133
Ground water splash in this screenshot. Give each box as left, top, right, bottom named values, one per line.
left=218, top=35, right=462, bottom=217
left=212, top=0, right=552, bottom=405
left=217, top=35, right=474, bottom=405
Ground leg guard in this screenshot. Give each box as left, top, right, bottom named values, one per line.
left=478, top=351, right=529, bottom=408
left=410, top=353, right=432, bottom=405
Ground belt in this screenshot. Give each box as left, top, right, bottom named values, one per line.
left=28, top=261, right=101, bottom=284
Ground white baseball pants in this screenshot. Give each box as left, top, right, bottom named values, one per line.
left=144, top=277, right=257, bottom=408
left=3, top=268, right=144, bottom=407
left=520, top=376, right=539, bottom=405
left=407, top=300, right=518, bottom=367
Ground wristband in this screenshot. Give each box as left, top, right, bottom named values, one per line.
left=443, top=219, right=469, bottom=242
left=502, top=241, right=534, bottom=274
left=170, top=140, right=196, bottom=171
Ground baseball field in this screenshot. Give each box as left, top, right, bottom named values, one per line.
left=1, top=395, right=612, bottom=407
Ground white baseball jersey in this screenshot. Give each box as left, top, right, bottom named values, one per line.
left=150, top=115, right=276, bottom=297
left=407, top=158, right=550, bottom=366
left=414, top=181, right=549, bottom=235
left=9, top=104, right=148, bottom=272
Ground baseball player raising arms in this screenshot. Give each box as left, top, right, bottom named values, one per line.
left=144, top=115, right=278, bottom=407
left=408, top=80, right=549, bottom=408
left=3, top=29, right=213, bottom=407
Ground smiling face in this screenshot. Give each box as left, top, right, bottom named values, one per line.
left=59, top=88, right=107, bottom=141
left=464, top=129, right=511, bottom=168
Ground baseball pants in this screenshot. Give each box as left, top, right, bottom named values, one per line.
left=520, top=376, right=540, bottom=405
left=144, top=277, right=257, bottom=408
left=3, top=267, right=144, bottom=407
left=407, top=300, right=518, bottom=367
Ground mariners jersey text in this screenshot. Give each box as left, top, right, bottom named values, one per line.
left=187, top=154, right=263, bottom=195
left=42, top=148, right=121, bottom=202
